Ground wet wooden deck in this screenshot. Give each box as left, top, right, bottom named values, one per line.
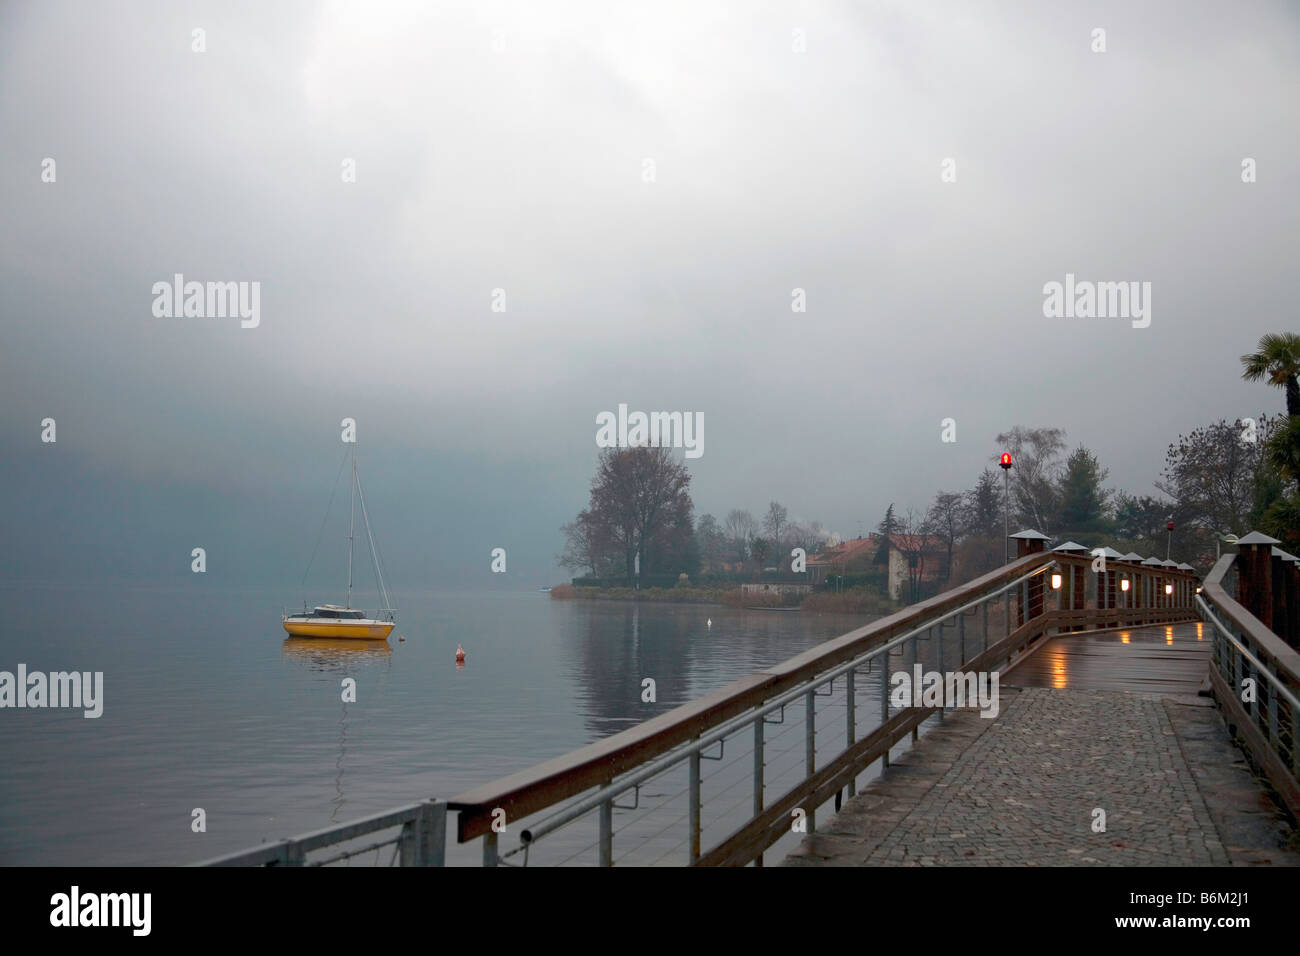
left=1003, top=621, right=1210, bottom=695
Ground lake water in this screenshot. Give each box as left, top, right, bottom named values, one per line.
left=0, top=583, right=882, bottom=865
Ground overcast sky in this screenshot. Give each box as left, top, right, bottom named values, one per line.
left=2, top=0, right=1298, bottom=590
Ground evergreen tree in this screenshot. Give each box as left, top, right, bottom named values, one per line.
left=964, top=469, right=1002, bottom=539
left=1057, top=446, right=1112, bottom=545
left=874, top=504, right=898, bottom=563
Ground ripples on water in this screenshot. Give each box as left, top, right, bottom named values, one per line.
left=0, top=584, right=877, bottom=865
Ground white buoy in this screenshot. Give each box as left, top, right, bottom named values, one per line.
left=707, top=618, right=712, bottom=627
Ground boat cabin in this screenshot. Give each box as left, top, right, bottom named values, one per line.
left=312, top=606, right=366, bottom=620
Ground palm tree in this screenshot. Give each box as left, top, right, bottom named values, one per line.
left=1241, top=332, right=1300, bottom=417
left=1267, top=416, right=1300, bottom=496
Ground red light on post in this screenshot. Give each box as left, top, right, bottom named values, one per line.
left=999, top=453, right=1012, bottom=470
left=1167, top=520, right=1174, bottom=531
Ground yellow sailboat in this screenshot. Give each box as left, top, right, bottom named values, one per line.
left=284, top=448, right=396, bottom=641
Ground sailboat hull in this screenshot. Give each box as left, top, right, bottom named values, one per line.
left=283, top=620, right=394, bottom=640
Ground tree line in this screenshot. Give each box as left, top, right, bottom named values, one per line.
left=560, top=333, right=1300, bottom=587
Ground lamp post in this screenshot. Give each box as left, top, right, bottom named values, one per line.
left=1216, top=532, right=1238, bottom=561
left=1000, top=453, right=1013, bottom=564
left=1166, top=518, right=1174, bottom=561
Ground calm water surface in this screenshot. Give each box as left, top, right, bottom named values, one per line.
left=0, top=584, right=875, bottom=865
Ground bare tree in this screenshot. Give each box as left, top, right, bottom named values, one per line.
left=724, top=508, right=757, bottom=564
left=763, top=501, right=789, bottom=557
left=1156, top=416, right=1276, bottom=539
left=994, top=426, right=1067, bottom=533
left=589, top=447, right=694, bottom=584
left=926, top=492, right=964, bottom=583
left=558, top=509, right=612, bottom=577
left=786, top=520, right=831, bottom=556
left=694, top=513, right=728, bottom=572
left=888, top=508, right=934, bottom=603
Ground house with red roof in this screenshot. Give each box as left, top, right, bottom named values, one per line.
left=809, top=533, right=950, bottom=601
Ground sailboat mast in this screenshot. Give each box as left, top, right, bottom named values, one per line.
left=347, top=447, right=356, bottom=608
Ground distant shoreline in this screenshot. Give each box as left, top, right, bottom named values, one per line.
left=548, top=584, right=729, bottom=606
left=548, top=584, right=896, bottom=615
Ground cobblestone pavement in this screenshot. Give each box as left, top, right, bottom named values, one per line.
left=784, top=684, right=1300, bottom=866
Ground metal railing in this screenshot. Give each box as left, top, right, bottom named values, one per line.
left=504, top=563, right=1048, bottom=867
left=196, top=800, right=445, bottom=867
left=208, top=546, right=1202, bottom=867
left=1199, top=553, right=1300, bottom=818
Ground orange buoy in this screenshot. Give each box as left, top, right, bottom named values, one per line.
left=455, top=643, right=466, bottom=663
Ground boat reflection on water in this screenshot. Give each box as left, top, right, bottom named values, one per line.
left=280, top=637, right=392, bottom=821
left=281, top=637, right=392, bottom=671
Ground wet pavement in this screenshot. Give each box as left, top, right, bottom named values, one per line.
left=784, top=623, right=1299, bottom=866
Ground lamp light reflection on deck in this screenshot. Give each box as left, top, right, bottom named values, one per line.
left=1120, top=632, right=1131, bottom=644
left=1052, top=653, right=1067, bottom=689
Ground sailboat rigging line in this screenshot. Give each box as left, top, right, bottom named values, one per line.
left=301, top=446, right=352, bottom=597
left=355, top=464, right=395, bottom=616
left=365, top=499, right=396, bottom=617
left=354, top=465, right=393, bottom=618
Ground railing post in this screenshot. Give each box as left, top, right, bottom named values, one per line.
left=483, top=830, right=499, bottom=867
left=1231, top=634, right=1241, bottom=701
left=399, top=817, right=419, bottom=866
left=1286, top=560, right=1300, bottom=649
left=1243, top=652, right=1255, bottom=726
left=958, top=613, right=966, bottom=665
left=754, top=716, right=766, bottom=867
left=401, top=800, right=446, bottom=866
left=598, top=798, right=613, bottom=867
left=881, top=649, right=890, bottom=769
left=936, top=623, right=945, bottom=721
left=423, top=800, right=446, bottom=867
left=279, top=839, right=305, bottom=866
left=911, top=635, right=921, bottom=741
left=1268, top=685, right=1279, bottom=749
left=1067, top=563, right=1078, bottom=632
left=1271, top=552, right=1288, bottom=644
left=846, top=668, right=857, bottom=797
left=805, top=688, right=816, bottom=832
left=1292, top=705, right=1300, bottom=779
left=688, top=750, right=701, bottom=864
left=982, top=601, right=989, bottom=653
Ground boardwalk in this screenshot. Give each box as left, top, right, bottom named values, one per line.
left=785, top=623, right=1300, bottom=867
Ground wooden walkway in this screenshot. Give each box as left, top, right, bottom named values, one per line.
left=1003, top=621, right=1212, bottom=695
left=785, top=622, right=1300, bottom=866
